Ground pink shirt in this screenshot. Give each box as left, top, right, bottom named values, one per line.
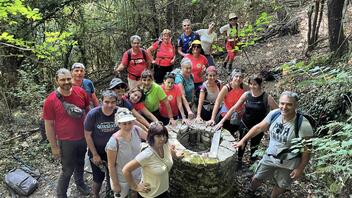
left=121, top=48, right=151, bottom=80
left=152, top=41, right=175, bottom=67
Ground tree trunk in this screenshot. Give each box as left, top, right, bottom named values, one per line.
left=327, top=0, right=349, bottom=58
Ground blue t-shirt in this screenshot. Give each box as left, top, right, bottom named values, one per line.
left=84, top=106, right=119, bottom=156
left=175, top=73, right=194, bottom=102
left=117, top=98, right=133, bottom=111
left=82, top=78, right=95, bottom=96
left=177, top=32, right=200, bottom=54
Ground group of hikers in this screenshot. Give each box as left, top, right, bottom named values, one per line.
left=42, top=14, right=314, bottom=198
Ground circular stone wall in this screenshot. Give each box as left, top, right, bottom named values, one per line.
left=167, top=120, right=237, bottom=198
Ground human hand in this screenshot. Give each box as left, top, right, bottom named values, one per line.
left=182, top=118, right=190, bottom=125
left=92, top=154, right=103, bottom=166
left=170, top=59, right=175, bottom=64
left=233, top=140, right=245, bottom=150
left=111, top=182, right=121, bottom=193
left=134, top=183, right=151, bottom=193
left=51, top=146, right=60, bottom=160
left=206, top=120, right=215, bottom=126
left=290, top=168, right=304, bottom=180
left=169, top=118, right=176, bottom=126
left=214, top=122, right=223, bottom=131
left=152, top=60, right=156, bottom=64
left=195, top=116, right=203, bottom=123
left=187, top=111, right=194, bottom=119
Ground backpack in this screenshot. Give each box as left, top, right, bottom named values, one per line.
left=4, top=168, right=38, bottom=196
left=202, top=80, right=221, bottom=105
left=127, top=49, right=147, bottom=65
left=269, top=111, right=316, bottom=138
left=171, top=68, right=194, bottom=89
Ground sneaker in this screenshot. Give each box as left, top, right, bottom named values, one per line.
left=76, top=183, right=91, bottom=196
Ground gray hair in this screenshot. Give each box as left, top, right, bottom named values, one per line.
left=180, top=58, right=192, bottom=68
left=101, top=90, right=118, bottom=101
left=280, top=91, right=299, bottom=103
left=182, top=19, right=191, bottom=25
left=55, top=68, right=71, bottom=80
left=130, top=35, right=141, bottom=43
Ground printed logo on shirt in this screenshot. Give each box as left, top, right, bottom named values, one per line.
left=97, top=122, right=117, bottom=133
left=197, top=63, right=201, bottom=68
left=132, top=59, right=145, bottom=64
left=167, top=95, right=174, bottom=101
left=271, top=122, right=290, bottom=143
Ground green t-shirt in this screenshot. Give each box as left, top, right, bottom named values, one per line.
left=144, top=82, right=167, bottom=112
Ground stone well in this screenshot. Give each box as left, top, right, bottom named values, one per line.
left=167, top=120, right=237, bottom=198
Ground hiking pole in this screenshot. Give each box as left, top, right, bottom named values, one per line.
left=241, top=48, right=253, bottom=66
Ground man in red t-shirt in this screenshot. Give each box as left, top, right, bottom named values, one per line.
left=43, top=68, right=91, bottom=197
left=114, top=35, right=152, bottom=89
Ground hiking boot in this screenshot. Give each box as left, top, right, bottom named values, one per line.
left=223, top=62, right=227, bottom=68
left=76, top=183, right=91, bottom=196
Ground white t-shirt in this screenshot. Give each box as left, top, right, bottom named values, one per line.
left=196, top=29, right=217, bottom=55
left=135, top=143, right=173, bottom=198
left=261, top=109, right=313, bottom=170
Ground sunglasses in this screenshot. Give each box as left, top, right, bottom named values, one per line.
left=183, top=24, right=190, bottom=27
left=192, top=45, right=201, bottom=49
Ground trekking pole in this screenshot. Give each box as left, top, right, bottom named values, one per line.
left=241, top=48, right=253, bottom=66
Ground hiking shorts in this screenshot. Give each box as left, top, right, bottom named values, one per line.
left=225, top=40, right=236, bottom=61
left=254, top=162, right=293, bottom=189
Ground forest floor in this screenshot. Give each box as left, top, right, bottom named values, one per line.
left=1, top=3, right=351, bottom=198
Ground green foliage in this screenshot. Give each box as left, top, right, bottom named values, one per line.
left=0, top=0, right=41, bottom=21
left=305, top=119, right=352, bottom=196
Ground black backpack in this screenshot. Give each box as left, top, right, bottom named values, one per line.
left=127, top=48, right=147, bottom=65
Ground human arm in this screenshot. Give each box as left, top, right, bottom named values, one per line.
left=106, top=148, right=121, bottom=193
left=161, top=98, right=175, bottom=125
left=268, top=95, right=278, bottom=110
left=91, top=93, right=100, bottom=107
left=177, top=46, right=187, bottom=57
left=170, top=46, right=176, bottom=64
left=176, top=95, right=188, bottom=123
left=84, top=130, right=102, bottom=165
left=234, top=120, right=270, bottom=149
left=290, top=142, right=311, bottom=180
left=214, top=92, right=246, bottom=130
left=195, top=90, right=206, bottom=122
left=206, top=86, right=227, bottom=126
left=132, top=109, right=150, bottom=128
left=122, top=160, right=151, bottom=193
left=140, top=107, right=159, bottom=122
left=146, top=45, right=156, bottom=64
left=178, top=83, right=194, bottom=118
left=170, top=144, right=184, bottom=159
left=45, top=120, right=60, bottom=159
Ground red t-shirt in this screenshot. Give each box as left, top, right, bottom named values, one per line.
left=152, top=41, right=175, bottom=67
left=121, top=48, right=151, bottom=80
left=43, top=86, right=90, bottom=141
left=224, top=84, right=245, bottom=113
left=185, top=54, right=208, bottom=83
left=159, top=84, right=181, bottom=117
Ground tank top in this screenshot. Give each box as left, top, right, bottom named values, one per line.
left=223, top=83, right=245, bottom=112
left=242, top=92, right=268, bottom=129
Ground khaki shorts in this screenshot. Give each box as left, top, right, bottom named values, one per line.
left=254, top=162, right=293, bottom=189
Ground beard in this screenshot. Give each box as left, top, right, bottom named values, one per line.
left=60, top=83, right=72, bottom=91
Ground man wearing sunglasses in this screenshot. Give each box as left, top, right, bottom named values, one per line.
left=177, top=19, right=200, bottom=57
left=235, top=91, right=313, bottom=198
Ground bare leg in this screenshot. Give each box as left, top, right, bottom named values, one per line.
left=271, top=186, right=286, bottom=198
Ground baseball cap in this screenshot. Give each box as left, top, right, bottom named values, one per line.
left=109, top=78, right=127, bottom=90
left=191, top=40, right=201, bottom=46
left=115, top=108, right=136, bottom=123
left=71, top=63, right=85, bottom=70
left=228, top=13, right=238, bottom=20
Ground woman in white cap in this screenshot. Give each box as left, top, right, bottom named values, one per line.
left=106, top=108, right=147, bottom=198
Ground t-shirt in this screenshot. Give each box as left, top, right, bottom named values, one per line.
left=242, top=91, right=268, bottom=129
left=195, top=29, right=217, bottom=55
left=84, top=106, right=119, bottom=156
left=152, top=41, right=175, bottom=67
left=177, top=32, right=200, bottom=54
left=122, top=95, right=144, bottom=112
left=117, top=98, right=133, bottom=111
left=261, top=109, right=314, bottom=170
left=185, top=54, right=208, bottom=83
left=42, top=86, right=90, bottom=141
left=121, top=48, right=151, bottom=80
left=81, top=78, right=95, bottom=95
left=219, top=24, right=239, bottom=39
left=175, top=73, right=194, bottom=103
left=160, top=84, right=181, bottom=117
left=135, top=143, right=173, bottom=198
left=105, top=126, right=143, bottom=183
left=222, top=84, right=245, bottom=114
left=144, top=82, right=167, bottom=112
